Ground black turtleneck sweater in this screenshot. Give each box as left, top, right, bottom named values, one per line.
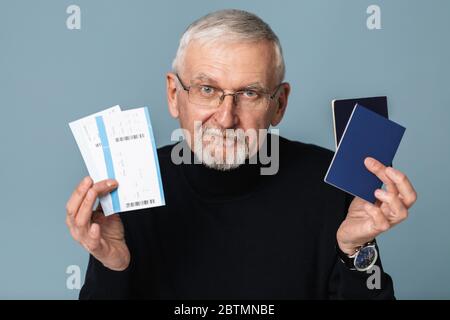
left=79, top=135, right=395, bottom=300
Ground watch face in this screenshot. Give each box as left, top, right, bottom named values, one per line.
left=354, top=245, right=378, bottom=271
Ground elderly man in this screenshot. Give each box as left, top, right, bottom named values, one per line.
left=66, top=9, right=417, bottom=299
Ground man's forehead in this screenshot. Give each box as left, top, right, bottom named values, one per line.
left=183, top=40, right=276, bottom=87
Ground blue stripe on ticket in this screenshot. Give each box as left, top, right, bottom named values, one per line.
left=144, top=106, right=166, bottom=206
left=95, top=116, right=121, bottom=212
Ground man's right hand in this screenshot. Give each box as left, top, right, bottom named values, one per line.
left=65, top=177, right=130, bottom=271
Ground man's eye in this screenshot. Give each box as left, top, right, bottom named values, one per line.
left=242, top=90, right=259, bottom=98
left=200, top=86, right=215, bottom=95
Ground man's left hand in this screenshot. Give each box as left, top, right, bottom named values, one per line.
left=337, top=157, right=418, bottom=255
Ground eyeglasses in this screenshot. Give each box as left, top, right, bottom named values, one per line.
left=176, top=73, right=284, bottom=111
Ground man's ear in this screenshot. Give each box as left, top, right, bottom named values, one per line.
left=166, top=72, right=179, bottom=119
left=270, top=82, right=290, bottom=126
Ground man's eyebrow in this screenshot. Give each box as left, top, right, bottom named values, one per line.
left=191, top=74, right=267, bottom=91
left=191, top=73, right=219, bottom=85
left=241, top=82, right=266, bottom=91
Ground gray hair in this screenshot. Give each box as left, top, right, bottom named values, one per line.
left=172, top=9, right=286, bottom=83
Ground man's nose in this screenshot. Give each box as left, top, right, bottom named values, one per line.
left=213, top=94, right=239, bottom=129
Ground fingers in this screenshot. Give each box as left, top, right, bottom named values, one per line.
left=83, top=223, right=104, bottom=254
left=75, top=188, right=98, bottom=232
left=66, top=177, right=93, bottom=237
left=364, top=203, right=391, bottom=234
left=365, top=157, right=418, bottom=208
left=75, top=179, right=118, bottom=232
left=66, top=176, right=93, bottom=225
left=66, top=178, right=117, bottom=245
left=374, top=189, right=408, bottom=224
left=385, top=166, right=418, bottom=208
left=364, top=157, right=398, bottom=194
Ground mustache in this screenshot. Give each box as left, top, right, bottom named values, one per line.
left=201, top=127, right=245, bottom=140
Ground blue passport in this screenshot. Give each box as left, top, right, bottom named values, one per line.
left=332, top=96, right=388, bottom=149
left=324, top=104, right=406, bottom=203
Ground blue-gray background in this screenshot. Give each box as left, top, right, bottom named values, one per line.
left=0, top=0, right=448, bottom=299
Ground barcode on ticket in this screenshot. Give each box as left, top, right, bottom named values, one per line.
left=125, top=199, right=155, bottom=208
left=115, top=133, right=145, bottom=143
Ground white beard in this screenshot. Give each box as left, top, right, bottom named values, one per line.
left=194, top=126, right=250, bottom=171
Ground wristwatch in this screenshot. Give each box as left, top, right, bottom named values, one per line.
left=336, top=240, right=378, bottom=272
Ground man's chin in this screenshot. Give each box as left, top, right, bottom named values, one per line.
left=199, top=144, right=248, bottom=171
left=202, top=161, right=243, bottom=171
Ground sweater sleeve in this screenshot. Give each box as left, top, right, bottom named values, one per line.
left=79, top=214, right=135, bottom=300
left=327, top=242, right=396, bottom=300
left=78, top=254, right=132, bottom=300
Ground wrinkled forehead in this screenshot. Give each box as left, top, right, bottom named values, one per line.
left=182, top=39, right=279, bottom=89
